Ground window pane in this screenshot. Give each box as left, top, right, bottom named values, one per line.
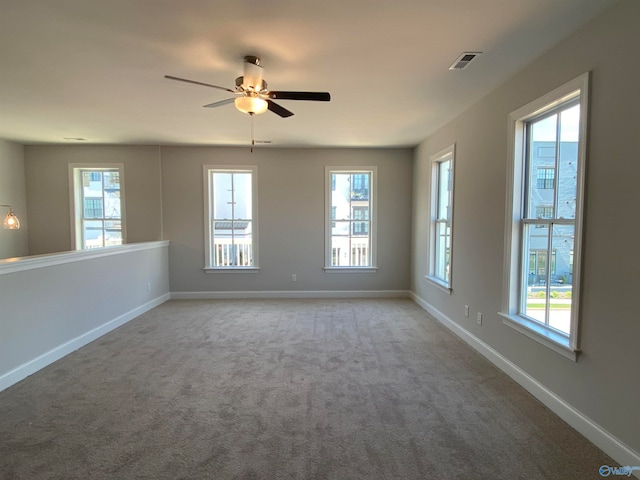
left=332, top=220, right=350, bottom=237
left=531, top=113, right=557, bottom=143
left=523, top=223, right=549, bottom=323
left=548, top=225, right=574, bottom=334
left=527, top=114, right=557, bottom=218
left=331, top=173, right=351, bottom=218
left=212, top=222, right=253, bottom=267
left=232, top=173, right=252, bottom=219
left=104, top=191, right=121, bottom=219
left=437, top=160, right=451, bottom=220
left=104, top=222, right=122, bottom=247
left=434, top=222, right=450, bottom=282
left=331, top=231, right=349, bottom=266
left=103, top=171, right=120, bottom=189
left=351, top=237, right=370, bottom=267
left=212, top=173, right=233, bottom=219
left=83, top=220, right=105, bottom=249
left=557, top=105, right=580, bottom=220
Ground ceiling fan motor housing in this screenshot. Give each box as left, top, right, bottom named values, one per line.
left=243, top=55, right=260, bottom=66
left=235, top=76, right=267, bottom=92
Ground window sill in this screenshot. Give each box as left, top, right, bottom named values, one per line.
left=323, top=267, right=378, bottom=274
left=499, top=312, right=579, bottom=361
left=204, top=267, right=260, bottom=274
left=425, top=276, right=453, bottom=294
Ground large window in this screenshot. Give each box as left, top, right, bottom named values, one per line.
left=70, top=165, right=125, bottom=250
left=325, top=167, right=376, bottom=269
left=205, top=166, right=258, bottom=270
left=501, top=73, right=588, bottom=360
left=428, top=145, right=455, bottom=290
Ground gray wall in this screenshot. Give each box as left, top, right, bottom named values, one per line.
left=24, top=145, right=163, bottom=255
left=0, top=242, right=170, bottom=390
left=411, top=0, right=640, bottom=455
left=0, top=139, right=28, bottom=259
left=162, top=146, right=413, bottom=293
left=21, top=145, right=412, bottom=293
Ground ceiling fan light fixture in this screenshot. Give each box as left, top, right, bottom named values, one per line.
left=235, top=96, right=268, bottom=115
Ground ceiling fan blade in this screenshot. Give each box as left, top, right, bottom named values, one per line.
left=267, top=100, right=294, bottom=118
left=164, top=75, right=235, bottom=93
left=203, top=98, right=236, bottom=108
left=267, top=91, right=331, bottom=101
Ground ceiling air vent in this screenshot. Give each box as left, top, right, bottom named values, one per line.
left=449, top=52, right=482, bottom=70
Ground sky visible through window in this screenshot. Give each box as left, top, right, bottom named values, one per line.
left=531, top=104, right=580, bottom=142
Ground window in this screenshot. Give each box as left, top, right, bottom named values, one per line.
left=535, top=205, right=554, bottom=219
left=69, top=165, right=125, bottom=250
left=536, top=167, right=555, bottom=189
left=204, top=166, right=258, bottom=270
left=352, top=207, right=369, bottom=235
left=325, top=167, right=377, bottom=270
left=501, top=73, right=589, bottom=360
left=427, top=145, right=455, bottom=290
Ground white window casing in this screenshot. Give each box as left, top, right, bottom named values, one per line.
left=203, top=165, right=259, bottom=272
left=426, top=144, right=455, bottom=293
left=324, top=166, right=377, bottom=272
left=68, top=164, right=126, bottom=251
left=500, top=72, right=589, bottom=361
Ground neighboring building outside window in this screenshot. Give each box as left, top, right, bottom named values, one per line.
left=69, top=164, right=125, bottom=250
left=427, top=144, right=455, bottom=291
left=501, top=73, right=589, bottom=360
left=204, top=166, right=258, bottom=270
left=536, top=167, right=555, bottom=189
left=325, top=167, right=377, bottom=269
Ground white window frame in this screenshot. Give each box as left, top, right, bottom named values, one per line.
left=426, top=144, right=455, bottom=293
left=324, top=166, right=377, bottom=272
left=500, top=73, right=589, bottom=361
left=203, top=165, right=259, bottom=272
left=69, top=163, right=126, bottom=251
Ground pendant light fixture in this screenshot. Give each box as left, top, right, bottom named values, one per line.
left=1, top=204, right=20, bottom=229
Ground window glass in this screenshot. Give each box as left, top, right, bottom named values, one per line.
left=327, top=169, right=375, bottom=268
left=210, top=171, right=255, bottom=267
left=72, top=167, right=124, bottom=249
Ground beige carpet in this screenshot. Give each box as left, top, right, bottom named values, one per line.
left=0, top=298, right=613, bottom=479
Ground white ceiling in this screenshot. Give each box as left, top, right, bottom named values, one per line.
left=0, top=0, right=616, bottom=148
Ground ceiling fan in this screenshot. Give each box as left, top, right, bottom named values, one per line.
left=165, top=55, right=331, bottom=118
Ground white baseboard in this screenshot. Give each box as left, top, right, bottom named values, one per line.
left=410, top=292, right=640, bottom=477
left=0, top=293, right=170, bottom=393
left=171, top=290, right=411, bottom=300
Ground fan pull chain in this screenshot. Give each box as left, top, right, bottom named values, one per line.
left=250, top=113, right=255, bottom=153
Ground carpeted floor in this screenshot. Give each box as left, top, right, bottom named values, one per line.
left=0, top=298, right=613, bottom=479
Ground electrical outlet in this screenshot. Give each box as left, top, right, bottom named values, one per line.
left=291, top=274, right=297, bottom=282
left=477, top=312, right=483, bottom=325
left=465, top=305, right=469, bottom=317
left=147, top=282, right=151, bottom=292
